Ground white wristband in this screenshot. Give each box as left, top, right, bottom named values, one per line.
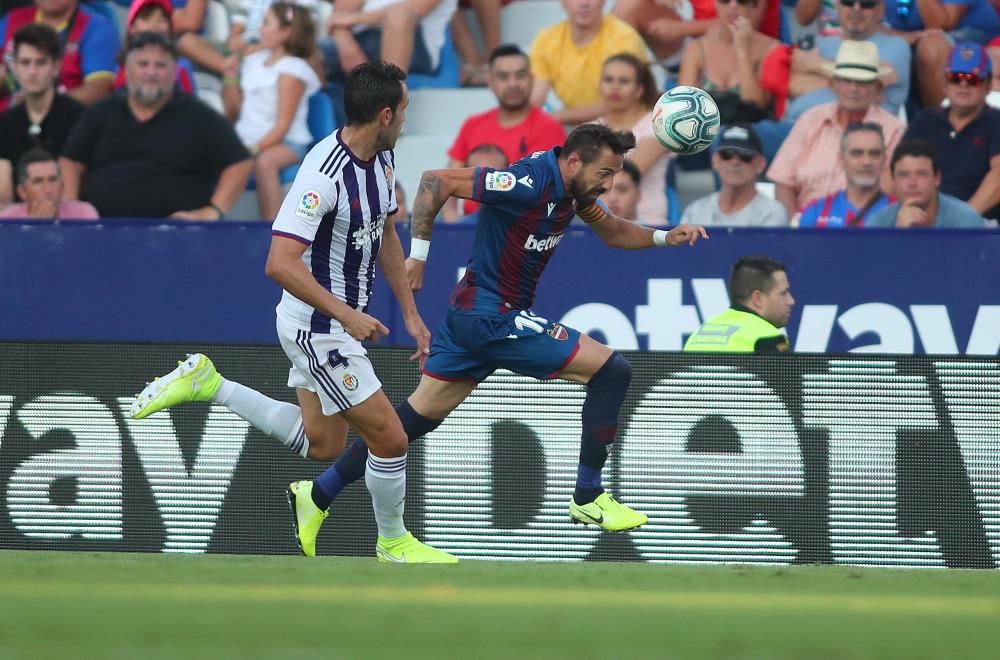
left=652, top=229, right=668, bottom=247
left=410, top=238, right=430, bottom=261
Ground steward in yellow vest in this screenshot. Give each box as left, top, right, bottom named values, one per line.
left=684, top=256, right=795, bottom=353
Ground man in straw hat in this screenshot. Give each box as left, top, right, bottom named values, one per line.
left=768, top=40, right=904, bottom=218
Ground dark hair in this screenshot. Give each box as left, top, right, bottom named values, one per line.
left=564, top=124, right=636, bottom=164
left=344, top=61, right=407, bottom=125
left=729, top=256, right=786, bottom=305
left=270, top=1, right=316, bottom=59
left=890, top=139, right=940, bottom=174
left=468, top=143, right=509, bottom=166
left=12, top=23, right=62, bottom=61
left=16, top=148, right=58, bottom=184
left=602, top=52, right=660, bottom=109
left=133, top=3, right=172, bottom=30
left=125, top=31, right=178, bottom=60
left=619, top=159, right=641, bottom=186
left=488, top=44, right=528, bottom=67
left=840, top=121, right=884, bottom=151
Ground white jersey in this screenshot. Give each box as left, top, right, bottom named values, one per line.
left=272, top=129, right=397, bottom=334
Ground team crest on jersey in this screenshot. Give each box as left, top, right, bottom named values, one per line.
left=342, top=373, right=359, bottom=391
left=296, top=190, right=321, bottom=220
left=485, top=171, right=515, bottom=192
left=547, top=324, right=569, bottom=341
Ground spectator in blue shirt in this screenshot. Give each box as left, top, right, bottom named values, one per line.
left=904, top=42, right=1000, bottom=221
left=798, top=122, right=893, bottom=227
left=867, top=139, right=986, bottom=227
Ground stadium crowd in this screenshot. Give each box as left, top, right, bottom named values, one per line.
left=0, top=0, right=997, bottom=228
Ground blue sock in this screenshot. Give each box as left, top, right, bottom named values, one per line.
left=311, top=401, right=442, bottom=510
left=575, top=353, right=631, bottom=505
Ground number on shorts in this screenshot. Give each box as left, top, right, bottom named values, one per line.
left=327, top=349, right=350, bottom=369
left=514, top=311, right=548, bottom=334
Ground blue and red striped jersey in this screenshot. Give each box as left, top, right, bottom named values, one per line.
left=449, top=148, right=577, bottom=313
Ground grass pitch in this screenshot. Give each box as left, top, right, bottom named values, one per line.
left=1, top=551, right=998, bottom=660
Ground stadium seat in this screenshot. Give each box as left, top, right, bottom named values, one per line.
left=404, top=88, right=496, bottom=136
left=391, top=134, right=453, bottom=201
left=203, top=0, right=230, bottom=44
left=407, top=28, right=461, bottom=89
left=500, top=0, right=566, bottom=53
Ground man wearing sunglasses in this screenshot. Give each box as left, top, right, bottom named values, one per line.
left=903, top=43, right=1000, bottom=223
left=881, top=0, right=1000, bottom=107
left=680, top=124, right=788, bottom=226
left=787, top=0, right=910, bottom=122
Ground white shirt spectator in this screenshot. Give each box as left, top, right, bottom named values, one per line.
left=680, top=192, right=790, bottom=227
left=235, top=50, right=320, bottom=147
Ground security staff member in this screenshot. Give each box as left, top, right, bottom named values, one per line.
left=685, top=256, right=795, bottom=353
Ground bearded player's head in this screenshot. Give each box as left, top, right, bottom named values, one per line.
left=561, top=124, right=636, bottom=205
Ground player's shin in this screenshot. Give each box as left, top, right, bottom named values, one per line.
left=575, top=353, right=632, bottom=505
left=312, top=401, right=441, bottom=509
left=213, top=379, right=310, bottom=457
left=366, top=453, right=408, bottom=538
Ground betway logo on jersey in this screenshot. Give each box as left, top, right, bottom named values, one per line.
left=524, top=233, right=564, bottom=252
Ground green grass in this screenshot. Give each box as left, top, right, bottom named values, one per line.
left=1, top=551, right=999, bottom=660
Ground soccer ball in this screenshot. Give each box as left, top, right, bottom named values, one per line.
left=650, top=86, right=720, bottom=155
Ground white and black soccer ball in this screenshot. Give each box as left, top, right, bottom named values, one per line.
left=650, top=86, right=721, bottom=156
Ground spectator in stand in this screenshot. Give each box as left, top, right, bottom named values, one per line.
left=781, top=0, right=910, bottom=122
left=881, top=0, right=1000, bottom=107
left=867, top=139, right=986, bottom=227
left=114, top=0, right=196, bottom=95
left=0, top=149, right=97, bottom=219
left=451, top=0, right=509, bottom=86
left=60, top=32, right=252, bottom=218
left=529, top=0, right=647, bottom=125
left=904, top=43, right=1000, bottom=222
left=320, top=0, right=458, bottom=81
left=0, top=24, right=83, bottom=205
left=677, top=0, right=778, bottom=127
left=0, top=0, right=120, bottom=108
left=597, top=52, right=672, bottom=225
left=769, top=41, right=903, bottom=217
left=613, top=0, right=782, bottom=63
left=797, top=122, right=893, bottom=227
left=444, top=45, right=565, bottom=219
left=681, top=124, right=788, bottom=226
left=601, top=158, right=641, bottom=221
left=450, top=142, right=508, bottom=222
left=448, top=46, right=566, bottom=166
left=223, top=2, right=320, bottom=220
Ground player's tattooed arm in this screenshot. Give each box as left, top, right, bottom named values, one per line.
left=410, top=167, right=478, bottom=240
left=579, top=202, right=709, bottom=249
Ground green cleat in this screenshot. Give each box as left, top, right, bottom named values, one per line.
left=129, top=353, right=223, bottom=420
left=287, top=481, right=328, bottom=557
left=569, top=492, right=648, bottom=532
left=376, top=532, right=458, bottom=564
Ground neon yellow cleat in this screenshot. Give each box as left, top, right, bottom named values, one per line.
left=287, top=481, right=328, bottom=557
left=376, top=532, right=458, bottom=564
left=129, top=353, right=223, bottom=420
left=569, top=492, right=648, bottom=532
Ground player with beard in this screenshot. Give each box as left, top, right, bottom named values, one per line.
left=295, top=123, right=708, bottom=550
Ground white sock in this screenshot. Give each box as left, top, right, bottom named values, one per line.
left=365, top=453, right=407, bottom=538
left=212, top=378, right=309, bottom=457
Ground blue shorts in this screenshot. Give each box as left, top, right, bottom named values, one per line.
left=423, top=309, right=582, bottom=382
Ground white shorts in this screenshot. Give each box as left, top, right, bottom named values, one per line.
left=276, top=316, right=382, bottom=415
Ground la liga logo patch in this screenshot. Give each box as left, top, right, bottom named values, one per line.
left=295, top=190, right=322, bottom=219
left=485, top=171, right=516, bottom=192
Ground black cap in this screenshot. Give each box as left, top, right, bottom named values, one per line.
left=716, top=124, right=763, bottom=156
left=125, top=31, right=178, bottom=59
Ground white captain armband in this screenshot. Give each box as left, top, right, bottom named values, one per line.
left=410, top=238, right=431, bottom=261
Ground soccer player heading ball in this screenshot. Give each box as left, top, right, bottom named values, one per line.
left=316, top=123, right=709, bottom=538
